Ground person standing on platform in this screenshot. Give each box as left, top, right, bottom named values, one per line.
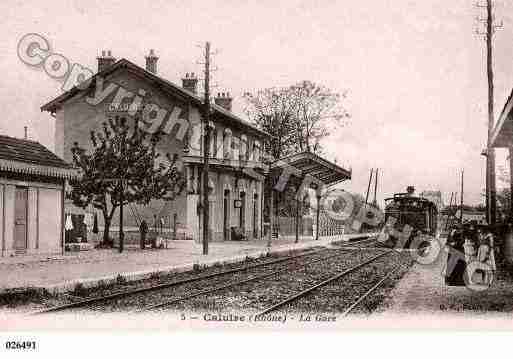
left=477, top=229, right=496, bottom=284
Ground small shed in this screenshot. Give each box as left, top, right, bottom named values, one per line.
left=0, top=135, right=75, bottom=257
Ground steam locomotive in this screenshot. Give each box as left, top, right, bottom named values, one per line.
left=383, top=186, right=438, bottom=249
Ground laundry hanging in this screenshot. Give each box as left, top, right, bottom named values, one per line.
left=65, top=214, right=74, bottom=231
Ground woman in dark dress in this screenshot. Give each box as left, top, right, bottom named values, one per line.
left=445, top=225, right=467, bottom=286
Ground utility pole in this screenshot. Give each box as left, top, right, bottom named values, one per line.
left=373, top=168, right=379, bottom=206
left=460, top=169, right=464, bottom=224
left=119, top=179, right=124, bottom=253
left=202, top=41, right=212, bottom=255
left=364, top=168, right=374, bottom=206
left=118, top=133, right=126, bottom=253
left=476, top=0, right=502, bottom=225
left=267, top=183, right=274, bottom=248
left=486, top=0, right=497, bottom=225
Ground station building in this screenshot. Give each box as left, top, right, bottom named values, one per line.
left=491, top=90, right=513, bottom=217
left=489, top=89, right=513, bottom=262
left=0, top=134, right=75, bottom=257
left=41, top=50, right=269, bottom=242
left=41, top=49, right=353, bottom=245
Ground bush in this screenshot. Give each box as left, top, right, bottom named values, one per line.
left=0, top=287, right=48, bottom=307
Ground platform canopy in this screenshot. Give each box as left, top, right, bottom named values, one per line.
left=491, top=89, right=513, bottom=148
left=270, top=151, right=351, bottom=188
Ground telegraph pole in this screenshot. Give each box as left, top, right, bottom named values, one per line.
left=364, top=168, right=374, bottom=206
left=460, top=169, right=464, bottom=224
left=119, top=179, right=124, bottom=253
left=485, top=0, right=497, bottom=225
left=202, top=41, right=212, bottom=255
left=476, top=0, right=502, bottom=225
left=373, top=168, right=379, bottom=206
left=118, top=133, right=126, bottom=253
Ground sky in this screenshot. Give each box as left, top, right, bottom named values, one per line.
left=1, top=0, right=513, bottom=208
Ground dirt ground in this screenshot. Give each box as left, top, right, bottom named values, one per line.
left=378, top=244, right=513, bottom=315
left=0, top=234, right=366, bottom=292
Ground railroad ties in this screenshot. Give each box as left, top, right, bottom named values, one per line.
left=33, top=235, right=410, bottom=316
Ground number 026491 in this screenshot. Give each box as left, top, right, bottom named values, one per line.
left=5, top=341, right=37, bottom=350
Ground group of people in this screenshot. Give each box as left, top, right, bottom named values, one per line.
left=138, top=217, right=169, bottom=249
left=446, top=222, right=496, bottom=286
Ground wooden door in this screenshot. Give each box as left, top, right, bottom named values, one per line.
left=14, top=187, right=28, bottom=253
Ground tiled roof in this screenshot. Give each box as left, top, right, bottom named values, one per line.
left=40, top=58, right=271, bottom=139
left=0, top=135, right=69, bottom=168
left=0, top=134, right=75, bottom=179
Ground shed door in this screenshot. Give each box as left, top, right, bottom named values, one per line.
left=14, top=187, right=28, bottom=253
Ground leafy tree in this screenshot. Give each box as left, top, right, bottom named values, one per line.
left=68, top=117, right=185, bottom=246
left=292, top=80, right=350, bottom=154
left=243, top=80, right=349, bottom=158
left=244, top=81, right=349, bottom=218
left=243, top=87, right=298, bottom=160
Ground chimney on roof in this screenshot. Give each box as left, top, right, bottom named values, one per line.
left=145, top=49, right=158, bottom=74
left=214, top=92, right=233, bottom=112
left=24, top=126, right=28, bottom=140
left=97, top=50, right=116, bottom=72
left=182, top=72, right=198, bottom=94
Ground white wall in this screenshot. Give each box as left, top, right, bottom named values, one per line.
left=0, top=180, right=62, bottom=258
left=3, top=185, right=14, bottom=256
left=38, top=188, right=62, bottom=254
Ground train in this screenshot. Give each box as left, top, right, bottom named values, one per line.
left=382, top=186, right=438, bottom=249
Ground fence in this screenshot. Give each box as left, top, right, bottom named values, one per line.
left=269, top=212, right=372, bottom=239
left=271, top=216, right=313, bottom=237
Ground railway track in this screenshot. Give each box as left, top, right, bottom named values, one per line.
left=141, top=245, right=390, bottom=313
left=340, top=264, right=401, bottom=316
left=256, top=250, right=409, bottom=317
left=34, top=235, right=378, bottom=314
left=255, top=250, right=394, bottom=316
left=331, top=235, right=383, bottom=249
left=140, top=248, right=384, bottom=312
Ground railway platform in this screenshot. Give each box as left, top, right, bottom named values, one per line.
left=0, top=233, right=372, bottom=294
left=379, top=237, right=513, bottom=317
